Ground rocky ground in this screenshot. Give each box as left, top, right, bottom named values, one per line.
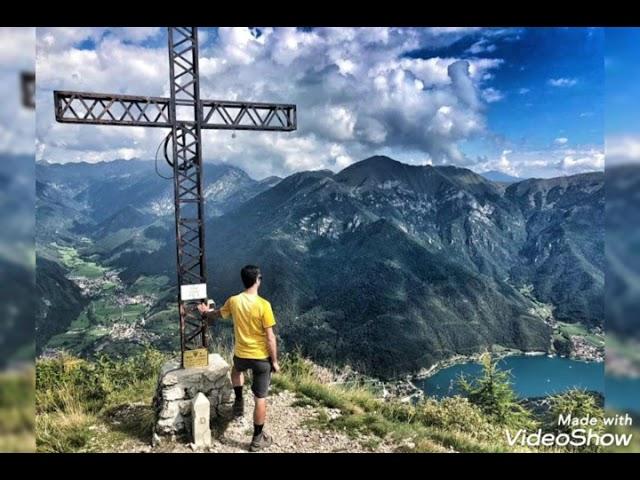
left=97, top=390, right=396, bottom=453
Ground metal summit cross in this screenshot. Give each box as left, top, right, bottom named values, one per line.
left=53, top=27, right=297, bottom=368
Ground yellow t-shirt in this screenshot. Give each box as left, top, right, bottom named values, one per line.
left=219, top=292, right=276, bottom=359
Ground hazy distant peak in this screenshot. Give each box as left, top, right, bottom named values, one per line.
left=479, top=170, right=521, bottom=184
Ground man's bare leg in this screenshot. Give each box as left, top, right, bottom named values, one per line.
left=231, top=367, right=244, bottom=417
left=254, top=397, right=266, bottom=425
left=248, top=365, right=272, bottom=451
left=231, top=366, right=244, bottom=388
left=250, top=396, right=272, bottom=451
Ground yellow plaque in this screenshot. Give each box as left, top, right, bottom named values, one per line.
left=183, top=348, right=209, bottom=368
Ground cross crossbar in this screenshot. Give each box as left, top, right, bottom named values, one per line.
left=54, top=91, right=297, bottom=131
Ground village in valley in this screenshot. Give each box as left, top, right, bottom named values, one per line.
left=41, top=242, right=172, bottom=359
left=519, top=283, right=604, bottom=363
left=569, top=328, right=605, bottom=363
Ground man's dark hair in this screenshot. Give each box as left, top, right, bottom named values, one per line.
left=241, top=265, right=261, bottom=289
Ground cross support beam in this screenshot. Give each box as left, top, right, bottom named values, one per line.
left=54, top=91, right=297, bottom=131
left=167, top=27, right=208, bottom=359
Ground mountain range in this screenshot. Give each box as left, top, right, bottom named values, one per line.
left=480, top=170, right=522, bottom=184
left=0, top=154, right=35, bottom=368
left=606, top=164, right=640, bottom=339
left=35, top=155, right=604, bottom=377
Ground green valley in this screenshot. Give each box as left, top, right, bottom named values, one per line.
left=41, top=241, right=179, bottom=359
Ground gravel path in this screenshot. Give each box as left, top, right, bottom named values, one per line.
left=109, top=390, right=395, bottom=453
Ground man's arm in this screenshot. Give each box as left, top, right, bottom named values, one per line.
left=265, top=327, right=280, bottom=373
left=197, top=301, right=224, bottom=325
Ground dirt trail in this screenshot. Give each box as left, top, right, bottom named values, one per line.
left=105, top=390, right=395, bottom=453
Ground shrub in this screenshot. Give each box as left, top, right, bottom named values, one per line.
left=36, top=411, right=95, bottom=453
left=416, top=396, right=496, bottom=438
left=545, top=388, right=604, bottom=452
left=36, top=348, right=167, bottom=415
left=457, top=352, right=536, bottom=430
left=35, top=348, right=168, bottom=452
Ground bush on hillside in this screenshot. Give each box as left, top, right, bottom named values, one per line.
left=36, top=348, right=166, bottom=414
left=457, top=352, right=536, bottom=430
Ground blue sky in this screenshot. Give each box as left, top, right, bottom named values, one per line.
left=412, top=28, right=603, bottom=149
left=606, top=28, right=640, bottom=134
left=421, top=27, right=604, bottom=177
left=36, top=27, right=604, bottom=179
left=605, top=28, right=640, bottom=165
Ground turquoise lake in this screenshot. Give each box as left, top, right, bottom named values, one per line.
left=414, top=355, right=605, bottom=399
left=605, top=375, right=640, bottom=413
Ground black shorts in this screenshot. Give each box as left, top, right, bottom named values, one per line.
left=233, top=356, right=272, bottom=399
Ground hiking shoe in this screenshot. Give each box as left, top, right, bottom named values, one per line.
left=232, top=399, right=244, bottom=418
left=249, top=431, right=273, bottom=452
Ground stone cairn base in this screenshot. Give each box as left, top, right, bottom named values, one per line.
left=152, top=353, right=233, bottom=446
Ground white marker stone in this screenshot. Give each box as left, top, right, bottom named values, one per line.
left=192, top=392, right=212, bottom=448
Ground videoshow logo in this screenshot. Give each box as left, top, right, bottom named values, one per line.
left=506, top=413, right=634, bottom=448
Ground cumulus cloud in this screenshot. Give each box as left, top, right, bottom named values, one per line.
left=518, top=87, right=530, bottom=95
left=606, top=135, right=640, bottom=166
left=37, top=27, right=509, bottom=177
left=548, top=77, right=578, bottom=87
left=472, top=146, right=604, bottom=178
left=36, top=27, right=161, bottom=54
left=558, top=149, right=604, bottom=173
left=466, top=38, right=496, bottom=55
left=448, top=60, right=480, bottom=110
left=493, top=149, right=517, bottom=175
left=482, top=87, right=504, bottom=103
left=474, top=149, right=517, bottom=176
left=0, top=27, right=35, bottom=155
left=554, top=137, right=569, bottom=145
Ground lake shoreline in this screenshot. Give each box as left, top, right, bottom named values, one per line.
left=412, top=349, right=545, bottom=382
left=412, top=323, right=605, bottom=383
left=411, top=352, right=605, bottom=401
left=404, top=346, right=604, bottom=398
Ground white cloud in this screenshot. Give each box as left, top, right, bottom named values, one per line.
left=0, top=27, right=36, bottom=68
left=466, top=38, right=496, bottom=55
left=356, top=117, right=387, bottom=144
left=559, top=150, right=604, bottom=172
left=310, top=105, right=357, bottom=141
left=496, top=149, right=516, bottom=174
left=448, top=60, right=480, bottom=109
left=217, top=27, right=267, bottom=65
left=472, top=146, right=604, bottom=178
left=606, top=135, right=640, bottom=166
left=429, top=27, right=482, bottom=35
left=36, top=28, right=161, bottom=54
left=554, top=137, right=569, bottom=145
left=548, top=77, right=578, bottom=87
left=475, top=149, right=517, bottom=176
left=482, top=87, right=504, bottom=103
left=335, top=58, right=356, bottom=76
left=330, top=143, right=354, bottom=169
left=0, top=27, right=35, bottom=155
left=36, top=27, right=510, bottom=177
left=518, top=87, right=530, bottom=95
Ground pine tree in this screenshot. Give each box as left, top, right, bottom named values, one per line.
left=457, top=352, right=535, bottom=429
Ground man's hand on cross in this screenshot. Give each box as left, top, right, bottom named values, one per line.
left=197, top=300, right=214, bottom=315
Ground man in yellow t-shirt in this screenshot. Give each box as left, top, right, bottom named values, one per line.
left=198, top=265, right=279, bottom=452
